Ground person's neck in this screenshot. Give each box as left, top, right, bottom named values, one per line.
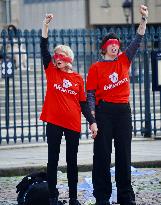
left=104, top=54, right=117, bottom=61
left=60, top=67, right=73, bottom=73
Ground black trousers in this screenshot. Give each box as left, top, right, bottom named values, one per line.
left=46, top=123, right=80, bottom=199
left=92, top=101, right=135, bottom=204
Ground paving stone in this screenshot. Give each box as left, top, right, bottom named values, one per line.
left=0, top=168, right=161, bottom=205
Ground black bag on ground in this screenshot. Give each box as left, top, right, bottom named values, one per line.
left=16, top=172, right=49, bottom=205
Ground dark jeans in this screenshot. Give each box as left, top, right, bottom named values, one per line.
left=92, top=101, right=135, bottom=204
left=46, top=123, right=80, bottom=199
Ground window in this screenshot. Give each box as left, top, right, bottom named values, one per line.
left=24, top=0, right=70, bottom=3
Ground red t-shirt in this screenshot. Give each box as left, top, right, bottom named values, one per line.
left=40, top=61, right=86, bottom=132
left=86, top=52, right=131, bottom=104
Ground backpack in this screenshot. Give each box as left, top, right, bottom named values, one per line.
left=16, top=172, right=49, bottom=205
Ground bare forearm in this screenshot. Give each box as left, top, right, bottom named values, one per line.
left=137, top=17, right=147, bottom=36
left=41, top=14, right=53, bottom=67
left=42, top=13, right=53, bottom=38
left=42, top=23, right=49, bottom=38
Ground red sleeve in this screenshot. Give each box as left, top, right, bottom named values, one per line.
left=45, top=61, right=57, bottom=82
left=118, top=52, right=131, bottom=69
left=45, top=61, right=55, bottom=74
left=86, top=64, right=98, bottom=91
left=79, top=77, right=86, bottom=102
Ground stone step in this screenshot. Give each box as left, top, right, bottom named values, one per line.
left=0, top=113, right=161, bottom=126
left=0, top=105, right=42, bottom=114
left=0, top=106, right=160, bottom=122
left=0, top=115, right=160, bottom=138
left=0, top=122, right=89, bottom=140
left=0, top=98, right=160, bottom=109
left=0, top=99, right=43, bottom=107
left=0, top=78, right=145, bottom=88
left=0, top=115, right=88, bottom=126
left=0, top=111, right=41, bottom=121
left=0, top=89, right=45, bottom=97
left=0, top=82, right=46, bottom=90
left=0, top=99, right=160, bottom=112
left=0, top=95, right=44, bottom=102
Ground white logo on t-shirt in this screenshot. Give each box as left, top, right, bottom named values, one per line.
left=104, top=72, right=128, bottom=90
left=63, top=79, right=72, bottom=88
left=109, top=72, right=118, bottom=83
left=53, top=79, right=77, bottom=95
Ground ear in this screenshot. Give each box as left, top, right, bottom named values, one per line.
left=100, top=49, right=106, bottom=56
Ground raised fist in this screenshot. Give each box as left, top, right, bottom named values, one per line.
left=140, top=5, right=148, bottom=18
left=43, top=13, right=54, bottom=25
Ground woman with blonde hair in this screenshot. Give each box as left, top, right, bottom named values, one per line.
left=40, top=14, right=98, bottom=205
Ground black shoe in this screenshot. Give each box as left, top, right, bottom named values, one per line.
left=95, top=200, right=110, bottom=205
left=120, top=201, right=136, bottom=205
left=49, top=198, right=65, bottom=205
left=69, top=199, right=81, bottom=205
left=49, top=198, right=58, bottom=205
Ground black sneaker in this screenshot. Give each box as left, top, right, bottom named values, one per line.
left=69, top=199, right=81, bottom=205
left=120, top=201, right=136, bottom=205
left=95, top=200, right=110, bottom=205
left=49, top=198, right=58, bottom=205
left=49, top=198, right=65, bottom=205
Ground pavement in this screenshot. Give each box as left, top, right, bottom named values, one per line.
left=0, top=137, right=161, bottom=176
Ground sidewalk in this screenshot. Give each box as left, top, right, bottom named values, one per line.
left=0, top=138, right=161, bottom=176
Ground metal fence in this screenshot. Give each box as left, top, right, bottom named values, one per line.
left=0, top=26, right=161, bottom=144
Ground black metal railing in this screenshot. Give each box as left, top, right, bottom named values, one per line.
left=0, top=26, right=161, bottom=144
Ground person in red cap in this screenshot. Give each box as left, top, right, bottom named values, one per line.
left=40, top=14, right=98, bottom=205
left=86, top=5, right=148, bottom=205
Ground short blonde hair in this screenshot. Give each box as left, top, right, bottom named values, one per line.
left=53, top=45, right=74, bottom=69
